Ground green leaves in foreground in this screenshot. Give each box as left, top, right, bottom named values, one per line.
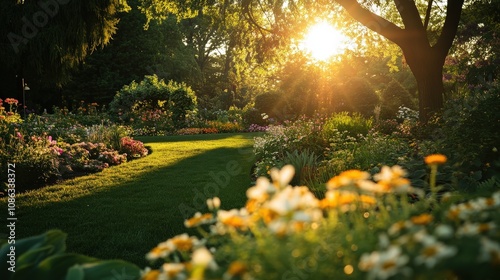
left=0, top=230, right=141, bottom=280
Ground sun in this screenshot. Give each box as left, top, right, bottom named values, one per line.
left=300, top=21, right=351, bottom=61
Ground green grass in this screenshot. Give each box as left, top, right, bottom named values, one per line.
left=0, top=133, right=259, bottom=267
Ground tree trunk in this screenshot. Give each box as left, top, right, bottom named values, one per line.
left=403, top=47, right=445, bottom=122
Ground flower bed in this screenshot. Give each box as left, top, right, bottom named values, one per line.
left=142, top=157, right=500, bottom=279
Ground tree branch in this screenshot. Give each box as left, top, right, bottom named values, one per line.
left=336, top=0, right=406, bottom=46
left=423, top=0, right=434, bottom=31
left=434, top=0, right=464, bottom=57
left=393, top=0, right=425, bottom=32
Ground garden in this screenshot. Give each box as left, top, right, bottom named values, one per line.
left=1, top=0, right=500, bottom=280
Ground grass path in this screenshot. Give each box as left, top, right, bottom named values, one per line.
left=0, top=133, right=258, bottom=267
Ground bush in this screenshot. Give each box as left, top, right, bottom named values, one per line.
left=253, top=116, right=326, bottom=177
left=337, top=77, right=379, bottom=117
left=437, top=81, right=500, bottom=183
left=0, top=135, right=60, bottom=191
left=380, top=79, right=416, bottom=119
left=254, top=92, right=284, bottom=120
left=110, top=75, right=197, bottom=130
left=120, top=137, right=149, bottom=160
left=322, top=112, right=373, bottom=139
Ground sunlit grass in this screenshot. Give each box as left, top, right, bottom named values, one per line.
left=0, top=133, right=259, bottom=267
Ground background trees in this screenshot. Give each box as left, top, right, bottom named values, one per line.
left=0, top=0, right=127, bottom=105
left=1, top=0, right=496, bottom=120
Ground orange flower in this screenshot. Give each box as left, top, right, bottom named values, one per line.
left=425, top=154, right=447, bottom=165
left=184, top=213, right=213, bottom=228
left=141, top=269, right=161, bottom=280
left=411, top=213, right=434, bottom=225
left=327, top=170, right=370, bottom=189
left=227, top=261, right=247, bottom=276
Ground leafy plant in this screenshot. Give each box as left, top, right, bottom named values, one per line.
left=0, top=230, right=141, bottom=280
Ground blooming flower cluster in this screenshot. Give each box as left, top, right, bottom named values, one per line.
left=144, top=154, right=499, bottom=280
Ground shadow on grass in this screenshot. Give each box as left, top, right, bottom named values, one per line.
left=6, top=141, right=255, bottom=268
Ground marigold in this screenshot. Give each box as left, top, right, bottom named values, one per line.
left=424, top=154, right=447, bottom=165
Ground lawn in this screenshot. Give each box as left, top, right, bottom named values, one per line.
left=0, top=133, right=259, bottom=267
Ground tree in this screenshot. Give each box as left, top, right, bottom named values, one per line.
left=0, top=0, right=128, bottom=103
left=60, top=0, right=197, bottom=106
left=243, top=0, right=466, bottom=121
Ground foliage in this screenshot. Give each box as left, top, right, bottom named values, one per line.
left=0, top=0, right=129, bottom=88
left=143, top=163, right=500, bottom=280
left=322, top=112, right=373, bottom=139
left=253, top=116, right=326, bottom=177
left=175, top=127, right=219, bottom=135
left=254, top=93, right=284, bottom=120
left=110, top=74, right=197, bottom=130
left=120, top=137, right=149, bottom=160
left=337, top=78, right=379, bottom=117
left=283, top=149, right=319, bottom=185
left=0, top=134, right=60, bottom=191
left=434, top=81, right=500, bottom=186
left=0, top=133, right=257, bottom=267
left=380, top=79, right=416, bottom=119
left=0, top=230, right=141, bottom=280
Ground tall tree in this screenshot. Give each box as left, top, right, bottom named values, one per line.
left=0, top=0, right=128, bottom=100
left=243, top=0, right=466, bottom=121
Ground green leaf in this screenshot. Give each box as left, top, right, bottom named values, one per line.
left=409, top=169, right=427, bottom=179
left=14, top=253, right=98, bottom=280
left=67, top=260, right=142, bottom=280
left=0, top=230, right=67, bottom=280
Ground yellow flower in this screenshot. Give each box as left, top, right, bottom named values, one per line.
left=424, top=154, right=447, bottom=165
left=170, top=233, right=198, bottom=251
left=162, top=263, right=186, bottom=279
left=184, top=212, right=214, bottom=228
left=218, top=209, right=249, bottom=229
left=411, top=214, right=434, bottom=225
left=226, top=261, right=247, bottom=277
left=141, top=269, right=161, bottom=280
left=327, top=170, right=370, bottom=189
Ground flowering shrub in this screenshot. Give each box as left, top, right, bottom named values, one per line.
left=0, top=132, right=60, bottom=190
left=253, top=116, right=326, bottom=177
left=142, top=157, right=499, bottom=280
left=247, top=123, right=268, bottom=132
left=120, top=137, right=149, bottom=160
left=205, top=121, right=244, bottom=133
left=175, top=127, right=219, bottom=135
left=0, top=98, right=22, bottom=123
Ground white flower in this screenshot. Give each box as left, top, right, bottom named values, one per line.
left=457, top=222, right=496, bottom=236
left=414, top=239, right=457, bottom=268
left=246, top=177, right=275, bottom=201
left=206, top=197, right=221, bottom=210
left=270, top=164, right=295, bottom=188
left=192, top=247, right=218, bottom=270
left=359, top=246, right=410, bottom=280
left=434, top=224, right=454, bottom=239
left=373, top=166, right=407, bottom=182
left=478, top=237, right=500, bottom=264
left=161, top=263, right=187, bottom=280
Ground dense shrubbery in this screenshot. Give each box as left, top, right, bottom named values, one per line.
left=109, top=75, right=197, bottom=133
left=380, top=79, right=416, bottom=119
left=0, top=100, right=148, bottom=192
